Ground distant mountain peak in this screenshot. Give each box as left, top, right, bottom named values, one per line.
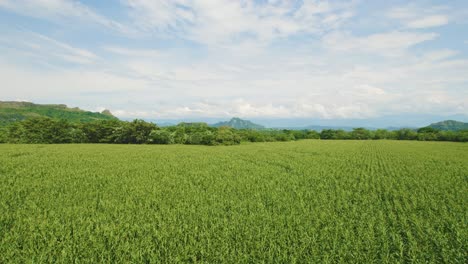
left=212, top=117, right=264, bottom=129
left=101, top=109, right=115, bottom=117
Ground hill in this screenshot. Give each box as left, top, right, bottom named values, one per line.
left=212, top=117, right=265, bottom=129
left=426, top=120, right=468, bottom=131
left=0, top=101, right=117, bottom=126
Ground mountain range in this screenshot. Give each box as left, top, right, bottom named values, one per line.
left=1, top=101, right=467, bottom=131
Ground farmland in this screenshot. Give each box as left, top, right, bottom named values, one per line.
left=0, top=140, right=466, bottom=263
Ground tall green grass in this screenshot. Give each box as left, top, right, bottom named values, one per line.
left=0, top=141, right=466, bottom=263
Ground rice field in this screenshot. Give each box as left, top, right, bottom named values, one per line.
left=0, top=140, right=467, bottom=263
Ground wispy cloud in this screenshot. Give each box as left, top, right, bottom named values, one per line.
left=322, top=31, right=438, bottom=55
left=422, top=49, right=458, bottom=61
left=123, top=0, right=356, bottom=46
left=0, top=31, right=98, bottom=65
left=387, top=5, right=450, bottom=29
left=0, top=0, right=129, bottom=32
left=104, top=46, right=163, bottom=58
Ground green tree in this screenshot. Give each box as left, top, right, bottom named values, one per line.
left=454, top=130, right=468, bottom=142
left=417, top=126, right=439, bottom=133
left=350, top=128, right=372, bottom=140
left=126, top=119, right=158, bottom=144
left=69, top=127, right=87, bottom=143
left=0, top=127, right=6, bottom=143
left=320, top=129, right=349, bottom=140
left=201, top=130, right=216, bottom=145
left=395, top=129, right=418, bottom=140
left=186, top=132, right=204, bottom=145
left=172, top=128, right=188, bottom=144
left=374, top=129, right=391, bottom=139
left=80, top=120, right=122, bottom=143
left=417, top=132, right=438, bottom=141
left=6, top=118, right=75, bottom=143
left=148, top=129, right=174, bottom=144
left=291, top=130, right=308, bottom=140
left=216, top=127, right=240, bottom=145
left=306, top=130, right=320, bottom=139
left=240, top=130, right=266, bottom=142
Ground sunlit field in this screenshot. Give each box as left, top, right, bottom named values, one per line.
left=0, top=141, right=466, bottom=263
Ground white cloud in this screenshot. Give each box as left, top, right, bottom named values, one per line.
left=323, top=31, right=438, bottom=55
left=407, top=15, right=448, bottom=28
left=387, top=6, right=449, bottom=29
left=422, top=49, right=458, bottom=61
left=123, top=0, right=356, bottom=46
left=0, top=1, right=466, bottom=120
left=111, top=99, right=378, bottom=119
left=1, top=27, right=465, bottom=120
left=2, top=44, right=467, bottom=119
left=125, top=0, right=195, bottom=31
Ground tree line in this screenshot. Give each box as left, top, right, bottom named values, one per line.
left=0, top=117, right=466, bottom=145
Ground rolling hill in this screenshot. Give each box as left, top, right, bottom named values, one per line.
left=212, top=117, right=265, bottom=129
left=0, top=101, right=117, bottom=126
left=426, top=120, right=468, bottom=131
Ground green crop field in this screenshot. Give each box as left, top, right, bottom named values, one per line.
left=0, top=141, right=466, bottom=263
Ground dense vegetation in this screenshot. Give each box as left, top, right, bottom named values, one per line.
left=0, top=141, right=466, bottom=262
left=320, top=126, right=468, bottom=142
left=0, top=101, right=116, bottom=126
left=427, top=120, right=468, bottom=131
left=0, top=117, right=467, bottom=144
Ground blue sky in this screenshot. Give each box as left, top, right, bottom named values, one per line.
left=0, top=0, right=467, bottom=122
